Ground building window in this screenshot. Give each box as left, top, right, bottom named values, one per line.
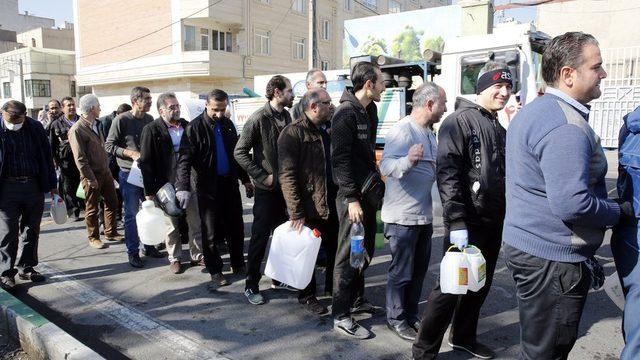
left=363, top=0, right=377, bottom=10
left=2, top=82, right=10, bottom=98
left=24, top=80, right=51, bottom=98
left=321, top=60, right=329, bottom=71
left=211, top=30, right=233, bottom=52
left=226, top=32, right=232, bottom=52
left=293, top=0, right=305, bottom=13
left=388, top=0, right=401, bottom=13
left=184, top=25, right=196, bottom=51
left=261, top=0, right=271, bottom=4
left=254, top=30, right=271, bottom=56
left=293, top=37, right=305, bottom=60
left=344, top=0, right=352, bottom=11
left=70, top=81, right=76, bottom=97
left=321, top=20, right=331, bottom=40
left=200, top=28, right=209, bottom=50
left=78, top=86, right=91, bottom=97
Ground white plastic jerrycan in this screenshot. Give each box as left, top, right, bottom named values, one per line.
left=440, top=245, right=470, bottom=295
left=136, top=200, right=168, bottom=246
left=265, top=221, right=322, bottom=290
left=464, top=245, right=487, bottom=292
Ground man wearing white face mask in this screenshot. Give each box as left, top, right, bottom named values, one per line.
left=0, top=100, right=58, bottom=291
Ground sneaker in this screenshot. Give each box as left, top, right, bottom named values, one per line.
left=300, top=297, right=328, bottom=315
left=190, top=258, right=206, bottom=267
left=0, top=276, right=16, bottom=291
left=387, top=321, right=417, bottom=342
left=333, top=317, right=371, bottom=339
left=169, top=261, right=182, bottom=274
left=128, top=254, right=144, bottom=268
left=271, top=281, right=297, bottom=292
left=350, top=299, right=381, bottom=315
left=18, top=268, right=45, bottom=283
left=245, top=289, right=266, bottom=305
left=447, top=340, right=495, bottom=359
left=89, top=239, right=106, bottom=249
left=105, top=233, right=124, bottom=242
left=211, top=273, right=229, bottom=287
left=142, top=246, right=165, bottom=258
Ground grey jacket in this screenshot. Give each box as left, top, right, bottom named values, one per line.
left=234, top=101, right=291, bottom=191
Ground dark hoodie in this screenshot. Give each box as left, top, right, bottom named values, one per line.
left=436, top=97, right=506, bottom=230
left=618, top=106, right=640, bottom=224
left=330, top=88, right=379, bottom=202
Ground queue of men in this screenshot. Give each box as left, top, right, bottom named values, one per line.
left=1, top=30, right=639, bottom=359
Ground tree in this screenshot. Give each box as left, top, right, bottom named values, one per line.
left=359, top=36, right=388, bottom=57
left=422, top=36, right=445, bottom=53
left=391, top=26, right=423, bottom=61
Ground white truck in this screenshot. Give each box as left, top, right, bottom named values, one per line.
left=230, top=22, right=548, bottom=144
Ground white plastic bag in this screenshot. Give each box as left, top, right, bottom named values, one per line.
left=50, top=194, right=68, bottom=225
left=265, top=221, right=322, bottom=289
left=127, top=160, right=144, bottom=188
left=603, top=271, right=625, bottom=311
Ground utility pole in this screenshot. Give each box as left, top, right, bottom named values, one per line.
left=19, top=58, right=25, bottom=103
left=308, top=0, right=316, bottom=69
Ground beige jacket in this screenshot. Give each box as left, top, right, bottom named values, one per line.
left=68, top=116, right=111, bottom=183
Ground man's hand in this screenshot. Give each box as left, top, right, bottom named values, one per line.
left=145, top=195, right=155, bottom=201
left=263, top=174, right=274, bottom=187
left=449, top=229, right=469, bottom=250
left=243, top=182, right=255, bottom=198
left=125, top=149, right=140, bottom=161
left=408, top=144, right=424, bottom=166
left=176, top=191, right=191, bottom=209
left=50, top=188, right=59, bottom=196
left=348, top=201, right=364, bottom=224
left=290, top=218, right=305, bottom=233
left=87, top=180, right=99, bottom=190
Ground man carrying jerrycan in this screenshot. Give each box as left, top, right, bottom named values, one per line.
left=277, top=88, right=336, bottom=316
left=412, top=61, right=512, bottom=360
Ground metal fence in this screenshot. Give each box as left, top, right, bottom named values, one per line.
left=590, top=46, right=640, bottom=148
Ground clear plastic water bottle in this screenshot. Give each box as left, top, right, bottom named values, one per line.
left=349, top=222, right=365, bottom=269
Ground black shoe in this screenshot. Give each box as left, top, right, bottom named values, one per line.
left=447, top=340, right=495, bottom=359
left=409, top=319, right=421, bottom=332
left=0, top=276, right=15, bottom=291
left=387, top=322, right=416, bottom=342
left=128, top=254, right=144, bottom=268
left=300, top=297, right=328, bottom=315
left=18, top=268, right=45, bottom=282
left=231, top=265, right=246, bottom=276
left=142, top=247, right=165, bottom=258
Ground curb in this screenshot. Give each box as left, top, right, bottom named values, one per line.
left=0, top=289, right=104, bottom=360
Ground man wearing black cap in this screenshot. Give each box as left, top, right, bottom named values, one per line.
left=412, top=61, right=512, bottom=360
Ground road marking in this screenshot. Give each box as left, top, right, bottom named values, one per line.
left=38, top=263, right=229, bottom=360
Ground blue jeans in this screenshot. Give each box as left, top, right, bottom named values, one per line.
left=384, top=223, right=433, bottom=327
left=119, top=170, right=153, bottom=255
left=612, top=226, right=640, bottom=360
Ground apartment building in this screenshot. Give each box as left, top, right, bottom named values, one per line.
left=74, top=0, right=450, bottom=116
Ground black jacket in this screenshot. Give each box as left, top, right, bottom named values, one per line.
left=48, top=116, right=75, bottom=170
left=436, top=97, right=506, bottom=230
left=138, top=117, right=189, bottom=197
left=330, top=88, right=379, bottom=202
left=234, top=101, right=291, bottom=191
left=176, top=112, right=249, bottom=197
left=0, top=117, right=57, bottom=193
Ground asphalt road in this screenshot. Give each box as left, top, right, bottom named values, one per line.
left=11, top=150, right=624, bottom=360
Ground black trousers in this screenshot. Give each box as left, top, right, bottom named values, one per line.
left=59, top=165, right=83, bottom=216
left=331, top=197, right=377, bottom=320
left=297, top=217, right=338, bottom=302
left=504, top=243, right=591, bottom=360
left=245, top=187, right=288, bottom=292
left=413, top=223, right=502, bottom=360
left=198, top=177, right=246, bottom=275
left=0, top=179, right=44, bottom=277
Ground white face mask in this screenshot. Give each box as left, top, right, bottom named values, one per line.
left=3, top=119, right=23, bottom=131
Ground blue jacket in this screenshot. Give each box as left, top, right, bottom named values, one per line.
left=616, top=106, right=640, bottom=248
left=0, top=117, right=57, bottom=193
